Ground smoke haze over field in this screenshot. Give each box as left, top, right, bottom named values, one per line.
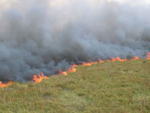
left=0, top=0, right=150, bottom=81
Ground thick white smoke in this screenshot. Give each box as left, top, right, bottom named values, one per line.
left=0, top=0, right=150, bottom=81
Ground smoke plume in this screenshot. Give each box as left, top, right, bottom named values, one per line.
left=0, top=0, right=150, bottom=81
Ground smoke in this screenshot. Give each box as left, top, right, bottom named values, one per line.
left=0, top=0, right=150, bottom=82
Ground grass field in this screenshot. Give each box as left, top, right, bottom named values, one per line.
left=0, top=59, right=150, bottom=113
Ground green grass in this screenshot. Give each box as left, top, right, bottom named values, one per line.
left=0, top=60, right=150, bottom=113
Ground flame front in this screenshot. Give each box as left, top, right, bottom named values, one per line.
left=131, top=56, right=139, bottom=60
left=110, top=57, right=127, bottom=62
left=1, top=53, right=150, bottom=87
left=98, top=58, right=104, bottom=63
left=88, top=59, right=98, bottom=65
left=111, top=57, right=116, bottom=62
left=68, top=67, right=76, bottom=72
left=72, top=64, right=78, bottom=67
left=0, top=81, right=12, bottom=88
left=82, top=62, right=91, bottom=66
left=147, top=52, right=150, bottom=60
left=33, top=73, right=48, bottom=83
left=59, top=70, right=68, bottom=75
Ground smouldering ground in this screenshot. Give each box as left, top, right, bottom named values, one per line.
left=0, top=59, right=150, bottom=113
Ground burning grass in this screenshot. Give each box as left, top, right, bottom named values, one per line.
left=0, top=52, right=149, bottom=87
left=147, top=52, right=150, bottom=60
left=0, top=81, right=12, bottom=88
left=0, top=58, right=150, bottom=112
left=33, top=73, right=48, bottom=83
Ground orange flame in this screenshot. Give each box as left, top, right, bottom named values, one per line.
left=116, top=57, right=127, bottom=62
left=0, top=81, right=12, bottom=88
left=131, top=56, right=139, bottom=60
left=111, top=57, right=116, bottom=62
left=98, top=58, right=104, bottom=63
left=68, top=67, right=76, bottom=72
left=72, top=64, right=78, bottom=67
left=33, top=73, right=48, bottom=83
left=82, top=62, right=91, bottom=66
left=105, top=59, right=111, bottom=62
left=111, top=57, right=127, bottom=62
left=59, top=70, right=67, bottom=75
left=147, top=52, right=150, bottom=60
left=88, top=59, right=97, bottom=65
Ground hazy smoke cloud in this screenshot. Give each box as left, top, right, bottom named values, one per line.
left=0, top=0, right=150, bottom=81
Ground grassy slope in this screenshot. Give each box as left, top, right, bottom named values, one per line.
left=0, top=60, right=150, bottom=113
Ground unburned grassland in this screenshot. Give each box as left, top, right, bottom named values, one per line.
left=0, top=59, right=150, bottom=113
